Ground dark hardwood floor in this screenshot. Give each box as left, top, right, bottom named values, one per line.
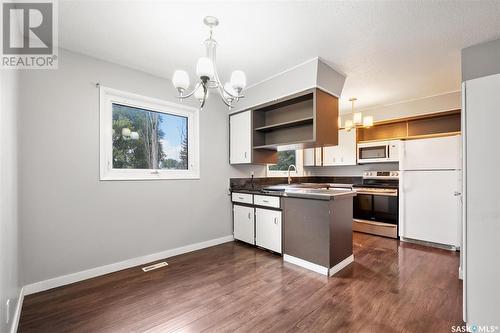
left=19, top=233, right=463, bottom=332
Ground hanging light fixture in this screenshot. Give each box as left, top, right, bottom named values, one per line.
left=344, top=97, right=374, bottom=131
left=172, top=16, right=246, bottom=110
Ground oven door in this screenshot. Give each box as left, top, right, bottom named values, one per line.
left=357, top=144, right=389, bottom=163
left=353, top=193, right=373, bottom=221
left=372, top=193, right=398, bottom=224
left=353, top=192, right=399, bottom=224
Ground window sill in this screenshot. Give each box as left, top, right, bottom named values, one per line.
left=100, top=169, right=200, bottom=181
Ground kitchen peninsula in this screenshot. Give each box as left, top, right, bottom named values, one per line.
left=230, top=179, right=356, bottom=276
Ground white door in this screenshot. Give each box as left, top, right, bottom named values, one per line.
left=400, top=135, right=461, bottom=170
left=303, top=148, right=315, bottom=166
left=233, top=204, right=255, bottom=245
left=229, top=111, right=251, bottom=164
left=399, top=170, right=460, bottom=246
left=255, top=208, right=282, bottom=253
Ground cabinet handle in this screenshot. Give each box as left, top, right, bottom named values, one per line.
left=274, top=217, right=278, bottom=224
left=454, top=191, right=461, bottom=196
left=263, top=200, right=269, bottom=203
left=244, top=151, right=247, bottom=159
left=248, top=212, right=251, bottom=219
left=238, top=197, right=244, bottom=200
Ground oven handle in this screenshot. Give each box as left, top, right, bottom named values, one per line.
left=356, top=191, right=398, bottom=197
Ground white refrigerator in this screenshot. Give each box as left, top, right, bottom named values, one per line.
left=399, top=135, right=462, bottom=247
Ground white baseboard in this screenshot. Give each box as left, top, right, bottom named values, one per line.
left=10, top=287, right=24, bottom=333
left=329, top=255, right=354, bottom=276
left=24, top=235, right=234, bottom=295
left=283, top=254, right=329, bottom=276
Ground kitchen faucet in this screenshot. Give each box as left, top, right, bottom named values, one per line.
left=288, top=164, right=297, bottom=184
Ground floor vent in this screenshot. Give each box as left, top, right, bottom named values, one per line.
left=142, top=261, right=168, bottom=272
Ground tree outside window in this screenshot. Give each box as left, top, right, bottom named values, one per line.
left=268, top=150, right=296, bottom=171
left=112, top=104, right=188, bottom=170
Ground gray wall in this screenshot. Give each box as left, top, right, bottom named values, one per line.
left=462, top=38, right=500, bottom=81
left=18, top=49, right=254, bottom=285
left=0, top=70, right=21, bottom=332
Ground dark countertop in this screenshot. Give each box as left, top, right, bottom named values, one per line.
left=231, top=183, right=357, bottom=201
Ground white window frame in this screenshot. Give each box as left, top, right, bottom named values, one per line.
left=266, top=149, right=304, bottom=178
left=99, top=86, right=200, bottom=180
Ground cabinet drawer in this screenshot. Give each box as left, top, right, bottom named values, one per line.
left=254, top=195, right=280, bottom=208
left=231, top=192, right=253, bottom=204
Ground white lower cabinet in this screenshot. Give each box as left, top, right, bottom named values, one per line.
left=233, top=204, right=255, bottom=245
left=255, top=208, right=282, bottom=253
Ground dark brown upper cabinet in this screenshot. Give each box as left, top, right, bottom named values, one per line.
left=252, top=88, right=339, bottom=153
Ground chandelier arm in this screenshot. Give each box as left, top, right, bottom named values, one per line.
left=177, top=82, right=202, bottom=99
left=200, top=84, right=208, bottom=109
left=216, top=85, right=234, bottom=108
left=208, top=41, right=242, bottom=100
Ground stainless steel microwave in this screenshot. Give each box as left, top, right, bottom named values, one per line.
left=357, top=140, right=400, bottom=164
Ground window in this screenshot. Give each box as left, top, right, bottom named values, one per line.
left=100, top=86, right=199, bottom=180
left=266, top=150, right=303, bottom=177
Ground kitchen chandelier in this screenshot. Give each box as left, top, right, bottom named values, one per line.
left=171, top=16, right=246, bottom=110
left=344, top=98, right=374, bottom=131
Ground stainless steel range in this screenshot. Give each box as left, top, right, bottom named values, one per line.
left=352, top=171, right=399, bottom=239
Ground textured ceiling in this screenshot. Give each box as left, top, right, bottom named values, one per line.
left=59, top=1, right=500, bottom=113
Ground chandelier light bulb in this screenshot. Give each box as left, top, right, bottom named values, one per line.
left=172, top=70, right=190, bottom=91
left=230, top=70, right=247, bottom=92
left=353, top=112, right=363, bottom=125
left=344, top=120, right=354, bottom=131
left=196, top=57, right=214, bottom=80
left=130, top=131, right=139, bottom=140
left=121, top=128, right=131, bottom=137
left=223, top=82, right=237, bottom=101
left=363, top=116, right=374, bottom=128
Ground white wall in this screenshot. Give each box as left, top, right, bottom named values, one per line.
left=0, top=70, right=21, bottom=333
left=340, top=90, right=461, bottom=124
left=17, top=49, right=255, bottom=285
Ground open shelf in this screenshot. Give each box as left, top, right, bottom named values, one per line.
left=254, top=139, right=315, bottom=151
left=254, top=117, right=314, bottom=132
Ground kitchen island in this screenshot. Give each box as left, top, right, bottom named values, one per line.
left=230, top=181, right=356, bottom=276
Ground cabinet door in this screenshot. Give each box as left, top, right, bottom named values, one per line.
left=303, top=148, right=315, bottom=166
left=255, top=208, right=282, bottom=253
left=233, top=205, right=255, bottom=245
left=314, top=147, right=322, bottom=166
left=323, top=129, right=356, bottom=166
left=323, top=145, right=340, bottom=166
left=229, top=111, right=252, bottom=164
left=339, top=129, right=357, bottom=165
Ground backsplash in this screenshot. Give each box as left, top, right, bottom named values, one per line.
left=304, top=162, right=399, bottom=177
left=229, top=176, right=363, bottom=191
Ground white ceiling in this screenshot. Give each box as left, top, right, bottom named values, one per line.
left=60, top=1, right=500, bottom=113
